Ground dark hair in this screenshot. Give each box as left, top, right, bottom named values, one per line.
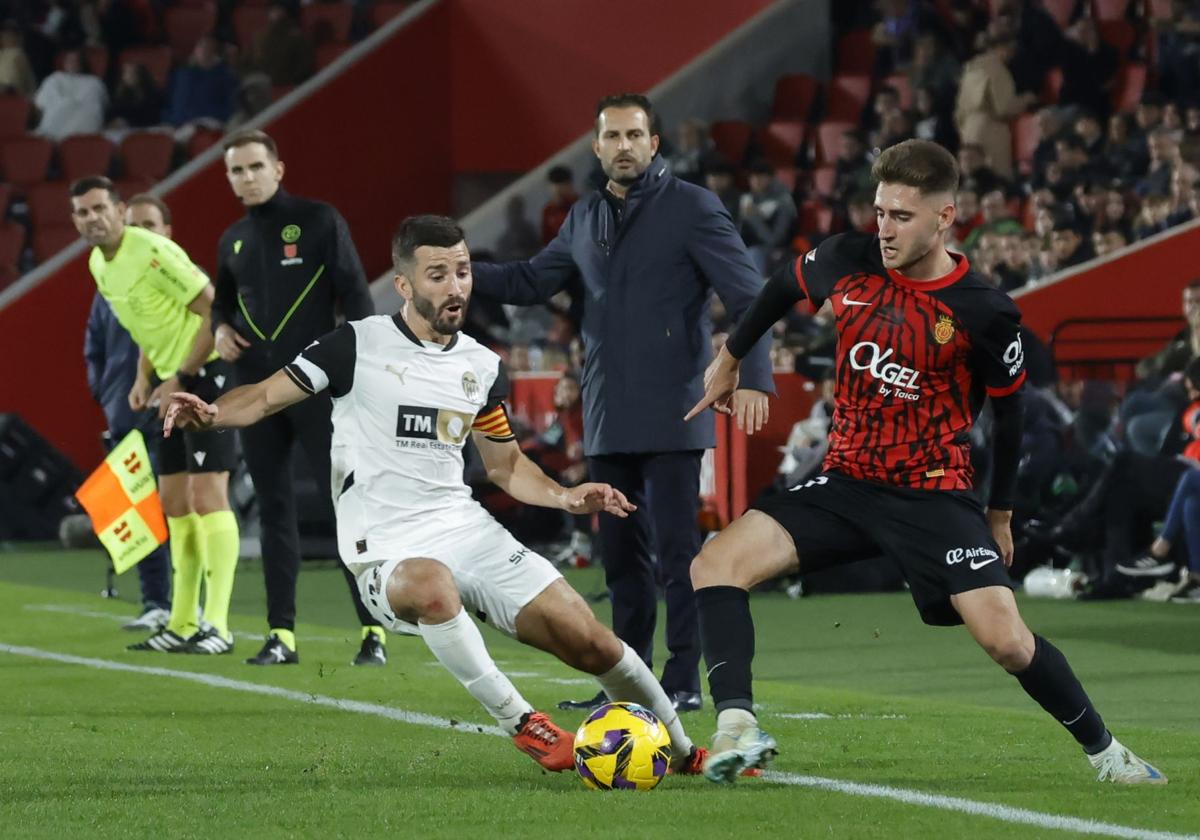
left=70, top=175, right=120, bottom=202
left=547, top=165, right=573, bottom=184
left=594, top=93, right=659, bottom=136
left=1057, top=134, right=1086, bottom=152
left=871, top=139, right=959, bottom=195
left=223, top=128, right=279, bottom=159
left=127, top=193, right=172, bottom=225
left=391, top=215, right=466, bottom=272
left=748, top=158, right=775, bottom=176
left=1187, top=278, right=1200, bottom=290
left=876, top=84, right=899, bottom=100
left=1050, top=205, right=1079, bottom=233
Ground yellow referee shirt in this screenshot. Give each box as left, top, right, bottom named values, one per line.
left=88, top=226, right=213, bottom=379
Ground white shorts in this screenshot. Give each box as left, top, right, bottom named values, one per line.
left=348, top=505, right=562, bottom=638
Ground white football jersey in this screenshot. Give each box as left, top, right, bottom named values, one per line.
left=285, top=314, right=515, bottom=565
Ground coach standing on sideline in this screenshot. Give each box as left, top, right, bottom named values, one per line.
left=212, top=129, right=385, bottom=667
left=473, top=94, right=774, bottom=712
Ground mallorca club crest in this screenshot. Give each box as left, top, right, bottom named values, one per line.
left=933, top=314, right=956, bottom=345
left=462, top=371, right=481, bottom=402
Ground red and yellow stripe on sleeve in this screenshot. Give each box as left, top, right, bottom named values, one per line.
left=472, top=404, right=515, bottom=441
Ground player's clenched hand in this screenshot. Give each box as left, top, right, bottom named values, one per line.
left=732, top=389, right=770, bottom=435
left=163, top=392, right=218, bottom=437
left=148, top=376, right=181, bottom=419
left=128, top=376, right=152, bottom=412
left=215, top=324, right=251, bottom=362
left=684, top=344, right=740, bottom=422
left=986, top=508, right=1014, bottom=567
left=564, top=483, right=637, bottom=518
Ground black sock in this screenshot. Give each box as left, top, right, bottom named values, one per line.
left=696, top=586, right=755, bottom=713
left=1014, top=635, right=1112, bottom=754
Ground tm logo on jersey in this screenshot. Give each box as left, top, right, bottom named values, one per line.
left=849, top=341, right=922, bottom=401
left=396, top=405, right=474, bottom=447
left=945, top=547, right=999, bottom=570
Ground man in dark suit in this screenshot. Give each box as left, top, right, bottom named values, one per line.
left=472, top=93, right=774, bottom=711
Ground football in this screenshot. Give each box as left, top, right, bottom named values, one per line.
left=573, top=702, right=672, bottom=790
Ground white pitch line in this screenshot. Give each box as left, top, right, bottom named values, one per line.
left=776, top=712, right=908, bottom=721
left=0, top=642, right=1193, bottom=840
left=22, top=604, right=344, bottom=643
left=763, top=771, right=1196, bottom=840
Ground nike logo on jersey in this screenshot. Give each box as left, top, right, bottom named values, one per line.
left=841, top=294, right=871, bottom=307
left=804, top=249, right=817, bottom=264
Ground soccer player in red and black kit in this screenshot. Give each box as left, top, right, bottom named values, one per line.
left=685, top=140, right=1166, bottom=786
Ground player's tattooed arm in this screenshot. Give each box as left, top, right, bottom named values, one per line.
left=472, top=432, right=636, bottom=518
left=162, top=369, right=308, bottom=436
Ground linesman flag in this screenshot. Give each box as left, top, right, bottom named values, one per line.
left=74, top=430, right=168, bottom=573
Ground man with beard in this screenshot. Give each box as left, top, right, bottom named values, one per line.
left=163, top=215, right=716, bottom=777
left=213, top=129, right=383, bottom=666
left=472, top=93, right=774, bottom=713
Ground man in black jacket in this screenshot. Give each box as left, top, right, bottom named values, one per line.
left=473, top=94, right=774, bottom=711
left=213, top=129, right=384, bottom=666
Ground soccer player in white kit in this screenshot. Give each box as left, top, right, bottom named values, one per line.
left=165, top=215, right=715, bottom=774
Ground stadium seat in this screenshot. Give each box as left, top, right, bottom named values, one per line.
left=1147, top=0, right=1172, bottom=17
left=835, top=29, right=875, bottom=75
left=759, top=121, right=805, bottom=168
left=774, top=167, right=797, bottom=192
left=0, top=182, right=10, bottom=216
left=709, top=120, right=753, bottom=166
left=370, top=1, right=411, bottom=28
left=119, top=46, right=173, bottom=90
left=164, top=3, right=217, bottom=62
left=33, top=225, right=79, bottom=263
left=772, top=74, right=819, bottom=122
left=815, top=120, right=854, bottom=165
left=120, top=132, right=175, bottom=181
left=0, top=95, right=30, bottom=139
left=1042, top=67, right=1063, bottom=103
left=58, top=134, right=116, bottom=182
left=0, top=222, right=25, bottom=273
left=799, top=200, right=834, bottom=235
left=1011, top=112, right=1040, bottom=168
left=883, top=74, right=913, bottom=110
left=232, top=5, right=271, bottom=52
left=825, top=75, right=870, bottom=122
left=301, top=4, right=352, bottom=45
left=1041, top=0, right=1078, bottom=28
left=1112, top=62, right=1146, bottom=112
left=26, top=182, right=72, bottom=228
left=56, top=46, right=109, bottom=79
left=1093, top=0, right=1131, bottom=21
left=113, top=177, right=154, bottom=200
left=811, top=165, right=836, bottom=198
left=1098, top=20, right=1136, bottom=57
left=316, top=43, right=349, bottom=71
left=2, top=136, right=53, bottom=189
left=186, top=126, right=224, bottom=159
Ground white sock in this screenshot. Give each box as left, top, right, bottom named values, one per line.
left=418, top=608, right=533, bottom=734
left=716, top=707, right=758, bottom=737
left=595, top=641, right=694, bottom=758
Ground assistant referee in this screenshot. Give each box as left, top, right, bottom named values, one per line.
left=212, top=129, right=383, bottom=666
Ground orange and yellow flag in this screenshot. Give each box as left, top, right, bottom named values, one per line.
left=74, top=430, right=168, bottom=574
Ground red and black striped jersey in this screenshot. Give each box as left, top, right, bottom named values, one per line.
left=793, top=232, right=1026, bottom=491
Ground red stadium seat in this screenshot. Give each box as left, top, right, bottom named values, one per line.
left=1041, top=0, right=1078, bottom=28
left=815, top=120, right=854, bottom=165
left=58, top=134, right=115, bottom=182
left=370, top=1, right=411, bottom=29
left=775, top=167, right=797, bottom=192
left=164, top=3, right=217, bottom=62
left=1098, top=20, right=1136, bottom=57
left=759, top=121, right=805, bottom=168
left=232, top=5, right=271, bottom=52
left=825, top=75, right=870, bottom=122
left=0, top=221, right=25, bottom=272
left=772, top=74, right=819, bottom=122
left=316, top=43, right=349, bottom=71
left=0, top=95, right=31, bottom=139
left=2, top=136, right=53, bottom=189
left=883, top=74, right=913, bottom=110
left=301, top=4, right=352, bottom=45
left=113, top=176, right=154, bottom=200
left=1147, top=0, right=1172, bottom=17
left=1042, top=67, right=1063, bottom=103
left=1092, top=0, right=1131, bottom=21
left=119, top=46, right=173, bottom=90
left=1112, top=62, right=1146, bottom=112
left=186, top=126, right=223, bottom=159
left=709, top=120, right=753, bottom=166
left=811, top=165, right=836, bottom=198
left=33, top=225, right=80, bottom=263
left=26, top=182, right=72, bottom=228
left=1011, top=112, right=1040, bottom=167
left=799, top=200, right=834, bottom=235
left=835, top=29, right=875, bottom=75
left=120, top=131, right=175, bottom=181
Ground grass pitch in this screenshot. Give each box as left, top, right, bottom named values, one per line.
left=0, top=546, right=1197, bottom=839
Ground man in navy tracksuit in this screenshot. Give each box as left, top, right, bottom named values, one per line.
left=472, top=94, right=774, bottom=711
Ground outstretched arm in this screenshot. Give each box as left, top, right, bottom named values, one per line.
left=163, top=368, right=309, bottom=436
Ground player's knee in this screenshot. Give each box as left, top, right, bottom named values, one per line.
left=388, top=558, right=460, bottom=624
left=565, top=623, right=623, bottom=675
left=981, top=633, right=1034, bottom=672
left=690, top=542, right=737, bottom=590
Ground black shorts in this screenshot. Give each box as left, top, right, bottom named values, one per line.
left=158, top=359, right=239, bottom=475
left=752, top=471, right=1012, bottom=626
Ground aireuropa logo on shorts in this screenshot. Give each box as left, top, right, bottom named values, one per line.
left=945, top=546, right=1000, bottom=570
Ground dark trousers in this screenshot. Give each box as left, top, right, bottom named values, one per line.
left=237, top=390, right=373, bottom=630
left=587, top=450, right=703, bottom=694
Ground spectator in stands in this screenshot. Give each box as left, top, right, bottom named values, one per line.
left=1183, top=103, right=1200, bottom=161
left=1054, top=134, right=1100, bottom=194
left=542, top=165, right=578, bottom=244
left=0, top=20, right=36, bottom=97
left=1162, top=101, right=1185, bottom=140
left=1136, top=128, right=1182, bottom=198
left=912, top=85, right=956, bottom=149
left=738, top=159, right=797, bottom=273
left=1104, top=188, right=1135, bottom=241
left=703, top=157, right=741, bottom=220
left=955, top=32, right=1037, bottom=180
left=907, top=32, right=959, bottom=113
left=1091, top=227, right=1127, bottom=258
left=872, top=107, right=914, bottom=152
left=108, top=61, right=162, bottom=130
left=1074, top=111, right=1105, bottom=161
left=957, top=143, right=1004, bottom=194
left=832, top=130, right=873, bottom=207
left=245, top=3, right=315, bottom=87
left=667, top=118, right=710, bottom=185
left=1134, top=193, right=1174, bottom=240
left=870, top=0, right=938, bottom=74
left=1030, top=107, right=1066, bottom=175
left=846, top=192, right=877, bottom=234
left=1153, top=0, right=1200, bottom=101
left=999, top=0, right=1066, bottom=95
left=1058, top=18, right=1119, bottom=121
left=863, top=84, right=902, bottom=137
left=1136, top=280, right=1200, bottom=388
left=32, top=47, right=106, bottom=139
left=963, top=188, right=1023, bottom=252
left=1048, top=208, right=1093, bottom=269
left=1131, top=93, right=1166, bottom=166
left=1168, top=167, right=1199, bottom=226
left=495, top=194, right=541, bottom=261
left=227, top=73, right=274, bottom=131
left=164, top=35, right=237, bottom=130
left=994, top=231, right=1033, bottom=291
